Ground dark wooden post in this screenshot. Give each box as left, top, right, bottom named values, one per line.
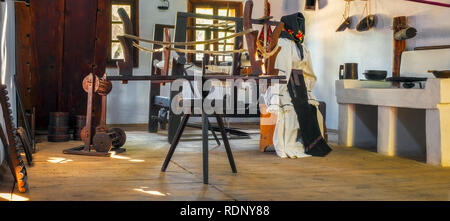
left=148, top=25, right=165, bottom=132
left=162, top=28, right=171, bottom=77
left=232, top=20, right=243, bottom=76
left=393, top=16, right=407, bottom=80
left=168, top=13, right=188, bottom=143
left=243, top=0, right=263, bottom=75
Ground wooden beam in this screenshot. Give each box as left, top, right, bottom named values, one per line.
left=393, top=16, right=407, bottom=79
left=29, top=0, right=65, bottom=129
left=15, top=2, right=33, bottom=125
left=406, top=0, right=450, bottom=7
left=61, top=0, right=99, bottom=118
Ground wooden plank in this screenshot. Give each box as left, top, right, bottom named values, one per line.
left=243, top=0, right=262, bottom=75
left=168, top=13, right=188, bottom=143
left=148, top=24, right=173, bottom=133
left=116, top=5, right=134, bottom=76
left=30, top=0, right=66, bottom=130
left=162, top=28, right=171, bottom=77
left=266, top=22, right=283, bottom=75
left=92, top=0, right=112, bottom=126
left=93, top=0, right=111, bottom=77
left=232, top=19, right=243, bottom=76
left=405, top=0, right=450, bottom=8
left=414, top=45, right=450, bottom=51
left=61, top=0, right=99, bottom=119
left=107, top=75, right=286, bottom=82
left=15, top=2, right=33, bottom=126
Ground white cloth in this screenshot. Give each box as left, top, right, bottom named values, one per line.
left=275, top=38, right=318, bottom=105
left=265, top=83, right=310, bottom=158
left=0, top=0, right=4, bottom=166
left=0, top=0, right=16, bottom=165
left=265, top=38, right=323, bottom=158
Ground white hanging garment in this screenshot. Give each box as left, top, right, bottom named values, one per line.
left=0, top=0, right=16, bottom=165
left=0, top=0, right=4, bottom=166
left=265, top=38, right=324, bottom=158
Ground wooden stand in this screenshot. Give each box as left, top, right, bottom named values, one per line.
left=64, top=73, right=126, bottom=157
left=110, top=5, right=285, bottom=182
left=161, top=112, right=237, bottom=184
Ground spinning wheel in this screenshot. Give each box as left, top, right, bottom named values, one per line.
left=109, top=128, right=127, bottom=148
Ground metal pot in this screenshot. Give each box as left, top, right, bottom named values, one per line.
left=363, top=70, right=387, bottom=81
left=339, top=63, right=358, bottom=80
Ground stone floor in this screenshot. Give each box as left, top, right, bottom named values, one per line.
left=1, top=124, right=450, bottom=201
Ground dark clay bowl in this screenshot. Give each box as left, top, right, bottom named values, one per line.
left=364, top=70, right=387, bottom=81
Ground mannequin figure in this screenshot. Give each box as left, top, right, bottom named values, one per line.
left=265, top=12, right=329, bottom=158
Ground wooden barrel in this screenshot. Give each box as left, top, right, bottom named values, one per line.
left=48, top=112, right=70, bottom=142
left=73, top=115, right=86, bottom=140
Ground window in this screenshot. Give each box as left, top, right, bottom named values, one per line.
left=188, top=0, right=243, bottom=63
left=108, top=0, right=139, bottom=67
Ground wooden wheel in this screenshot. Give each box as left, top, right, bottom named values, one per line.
left=92, top=132, right=113, bottom=153
left=108, top=128, right=126, bottom=148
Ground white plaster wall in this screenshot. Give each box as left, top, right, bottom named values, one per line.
left=0, top=0, right=16, bottom=165
left=106, top=0, right=449, bottom=130
left=285, top=0, right=449, bottom=130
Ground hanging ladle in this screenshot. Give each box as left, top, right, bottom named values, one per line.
left=336, top=0, right=353, bottom=32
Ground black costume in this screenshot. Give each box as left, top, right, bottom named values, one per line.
left=288, top=71, right=332, bottom=157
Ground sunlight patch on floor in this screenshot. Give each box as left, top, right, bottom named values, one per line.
left=110, top=151, right=145, bottom=163
left=0, top=193, right=29, bottom=201
left=47, top=157, right=73, bottom=164
left=134, top=187, right=170, bottom=197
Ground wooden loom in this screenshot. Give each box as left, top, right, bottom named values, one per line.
left=114, top=0, right=284, bottom=141
left=103, top=0, right=286, bottom=184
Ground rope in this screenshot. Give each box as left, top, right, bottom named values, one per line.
left=127, top=27, right=279, bottom=58
left=342, top=0, right=351, bottom=21
left=258, top=45, right=280, bottom=59
left=121, top=28, right=255, bottom=47
left=163, top=46, right=247, bottom=55
left=132, top=43, right=165, bottom=53
left=133, top=42, right=248, bottom=55
left=359, top=0, right=368, bottom=22
left=196, top=21, right=235, bottom=28
left=256, top=40, right=280, bottom=59
left=358, top=0, right=372, bottom=30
